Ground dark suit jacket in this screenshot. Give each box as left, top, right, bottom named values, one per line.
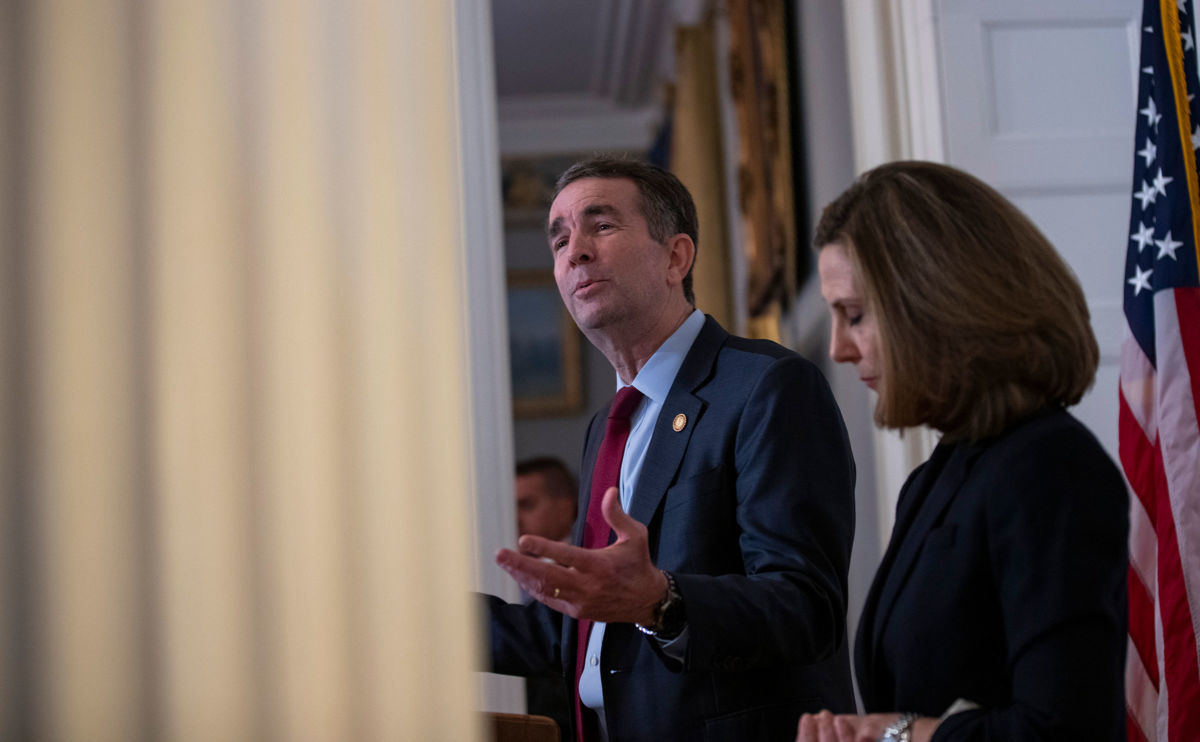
left=488, top=316, right=856, bottom=741
left=856, top=407, right=1127, bottom=740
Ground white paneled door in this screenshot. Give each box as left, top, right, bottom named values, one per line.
left=934, top=0, right=1142, bottom=460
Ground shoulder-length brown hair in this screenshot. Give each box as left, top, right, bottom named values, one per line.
left=814, top=161, right=1098, bottom=442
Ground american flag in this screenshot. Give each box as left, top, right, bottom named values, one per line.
left=1122, top=1, right=1200, bottom=741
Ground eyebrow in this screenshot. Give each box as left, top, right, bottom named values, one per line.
left=826, top=295, right=862, bottom=308
left=546, top=203, right=620, bottom=241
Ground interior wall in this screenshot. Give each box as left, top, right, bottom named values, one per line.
left=790, top=0, right=880, bottom=699
left=507, top=225, right=614, bottom=479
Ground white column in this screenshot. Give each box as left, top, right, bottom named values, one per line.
left=841, top=0, right=943, bottom=546
left=454, top=0, right=527, bottom=715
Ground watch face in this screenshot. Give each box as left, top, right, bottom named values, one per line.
left=658, top=594, right=686, bottom=638
left=650, top=571, right=686, bottom=639
left=660, top=606, right=684, bottom=635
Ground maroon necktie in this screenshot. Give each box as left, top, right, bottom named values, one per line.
left=574, top=385, right=643, bottom=742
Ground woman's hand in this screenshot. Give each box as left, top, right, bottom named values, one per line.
left=796, top=711, right=939, bottom=742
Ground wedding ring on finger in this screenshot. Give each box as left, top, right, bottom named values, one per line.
left=553, top=587, right=561, bottom=599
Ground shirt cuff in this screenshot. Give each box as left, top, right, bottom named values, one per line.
left=652, top=625, right=689, bottom=661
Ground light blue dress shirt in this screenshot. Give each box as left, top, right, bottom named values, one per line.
left=577, top=309, right=705, bottom=740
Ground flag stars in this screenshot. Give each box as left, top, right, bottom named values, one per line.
left=1141, top=97, right=1162, bottom=129
left=1140, top=139, right=1157, bottom=166
left=1132, top=222, right=1155, bottom=252
left=1180, top=0, right=1188, bottom=16
left=1155, top=230, right=1182, bottom=261
left=1135, top=180, right=1157, bottom=210
left=1185, top=27, right=1196, bottom=52
left=1153, top=167, right=1174, bottom=196
left=1193, top=125, right=1200, bottom=151
left=1128, top=265, right=1154, bottom=296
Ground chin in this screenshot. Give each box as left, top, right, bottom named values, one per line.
left=570, top=307, right=618, bottom=332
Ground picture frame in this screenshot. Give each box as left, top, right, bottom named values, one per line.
left=501, top=152, right=614, bottom=228
left=507, top=269, right=583, bottom=418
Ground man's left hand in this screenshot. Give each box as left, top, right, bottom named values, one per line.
left=495, top=486, right=666, bottom=625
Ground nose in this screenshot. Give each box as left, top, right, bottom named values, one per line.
left=828, top=320, right=859, bottom=364
left=563, top=233, right=594, bottom=265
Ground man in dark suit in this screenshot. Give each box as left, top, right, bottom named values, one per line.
left=485, top=157, right=856, bottom=742
left=514, top=456, right=579, bottom=738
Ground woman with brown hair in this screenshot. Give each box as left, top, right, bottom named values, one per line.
left=797, top=161, right=1127, bottom=742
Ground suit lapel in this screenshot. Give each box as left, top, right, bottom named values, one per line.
left=866, top=442, right=977, bottom=689
left=856, top=452, right=940, bottom=703
left=571, top=410, right=606, bottom=546
left=627, top=317, right=724, bottom=529
left=627, top=392, right=703, bottom=527
left=562, top=316, right=724, bottom=667
left=562, top=408, right=605, bottom=672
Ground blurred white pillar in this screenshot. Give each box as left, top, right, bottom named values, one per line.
left=842, top=0, right=942, bottom=547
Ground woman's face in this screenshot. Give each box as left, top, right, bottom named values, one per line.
left=818, top=242, right=883, bottom=392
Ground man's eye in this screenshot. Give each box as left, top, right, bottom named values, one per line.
left=848, top=314, right=863, bottom=327
left=552, top=238, right=568, bottom=251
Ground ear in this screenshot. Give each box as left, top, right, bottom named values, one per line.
left=664, top=233, right=696, bottom=286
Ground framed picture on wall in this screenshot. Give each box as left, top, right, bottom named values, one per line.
left=501, top=152, right=619, bottom=228
left=507, top=270, right=583, bottom=418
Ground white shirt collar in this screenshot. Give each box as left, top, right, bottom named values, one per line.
left=619, top=309, right=706, bottom=401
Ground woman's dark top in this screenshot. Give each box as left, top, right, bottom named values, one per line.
left=855, top=407, right=1128, bottom=740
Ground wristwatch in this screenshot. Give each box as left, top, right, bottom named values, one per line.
left=879, top=712, right=918, bottom=742
left=636, top=570, right=687, bottom=640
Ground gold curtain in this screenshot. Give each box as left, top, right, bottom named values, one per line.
left=671, top=17, right=734, bottom=332
left=0, top=1, right=482, bottom=740
left=727, top=0, right=797, bottom=342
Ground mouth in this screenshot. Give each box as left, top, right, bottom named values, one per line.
left=574, top=278, right=605, bottom=296
left=861, top=377, right=877, bottom=390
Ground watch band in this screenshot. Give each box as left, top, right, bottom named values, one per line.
left=636, top=570, right=684, bottom=638
left=879, top=712, right=918, bottom=742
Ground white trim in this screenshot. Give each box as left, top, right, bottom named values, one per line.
left=841, top=0, right=943, bottom=541
left=498, top=97, right=662, bottom=155
left=842, top=0, right=901, bottom=173
left=455, top=0, right=524, bottom=714
left=842, top=0, right=945, bottom=169
left=498, top=93, right=652, bottom=119
left=895, top=0, right=946, bottom=162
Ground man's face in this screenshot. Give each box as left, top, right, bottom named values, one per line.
left=546, top=177, right=675, bottom=333
left=515, top=472, right=576, bottom=542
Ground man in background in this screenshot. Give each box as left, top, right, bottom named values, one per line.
left=514, top=456, right=577, bottom=736
left=515, top=457, right=578, bottom=543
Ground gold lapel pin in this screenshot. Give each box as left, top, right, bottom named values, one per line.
left=672, top=413, right=687, bottom=432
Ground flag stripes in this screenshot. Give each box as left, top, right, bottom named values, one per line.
left=1121, top=2, right=1200, bottom=740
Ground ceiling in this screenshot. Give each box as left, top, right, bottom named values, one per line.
left=490, top=0, right=707, bottom=154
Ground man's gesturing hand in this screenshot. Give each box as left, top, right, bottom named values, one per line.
left=495, top=486, right=667, bottom=625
